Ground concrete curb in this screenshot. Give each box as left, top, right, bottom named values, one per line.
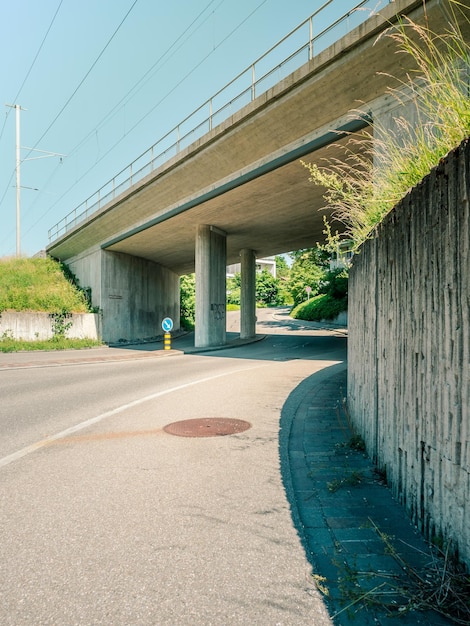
left=175, top=332, right=266, bottom=354
left=0, top=332, right=265, bottom=370
left=271, top=309, right=348, bottom=334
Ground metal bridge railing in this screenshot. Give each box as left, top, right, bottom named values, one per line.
left=48, top=0, right=391, bottom=244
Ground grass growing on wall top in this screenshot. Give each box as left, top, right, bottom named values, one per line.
left=0, top=257, right=90, bottom=313
left=303, top=0, right=470, bottom=252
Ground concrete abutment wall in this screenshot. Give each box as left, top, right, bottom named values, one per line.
left=348, top=138, right=470, bottom=566
left=67, top=249, right=180, bottom=344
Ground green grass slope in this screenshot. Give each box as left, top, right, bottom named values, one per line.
left=0, top=257, right=90, bottom=313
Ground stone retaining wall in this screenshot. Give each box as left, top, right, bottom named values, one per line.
left=348, top=138, right=470, bottom=566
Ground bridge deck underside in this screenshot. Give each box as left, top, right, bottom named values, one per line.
left=104, top=138, right=355, bottom=275
left=47, top=0, right=461, bottom=274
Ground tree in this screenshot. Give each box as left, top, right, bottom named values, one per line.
left=275, top=255, right=292, bottom=304
left=180, top=273, right=195, bottom=329
left=287, top=249, right=325, bottom=307
left=228, top=269, right=285, bottom=307
left=256, top=269, right=282, bottom=306
left=227, top=273, right=241, bottom=305
left=275, top=255, right=290, bottom=280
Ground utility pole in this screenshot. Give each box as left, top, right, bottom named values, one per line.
left=15, top=105, right=22, bottom=257
left=5, top=104, right=64, bottom=257
left=6, top=104, right=26, bottom=257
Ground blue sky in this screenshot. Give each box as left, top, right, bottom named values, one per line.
left=0, top=0, right=388, bottom=257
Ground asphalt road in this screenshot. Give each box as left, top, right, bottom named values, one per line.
left=0, top=308, right=347, bottom=625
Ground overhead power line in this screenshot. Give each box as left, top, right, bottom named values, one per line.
left=20, top=0, right=226, bottom=235
left=62, top=0, right=224, bottom=163
left=24, top=0, right=270, bottom=237
left=2, top=0, right=269, bottom=252
left=0, top=0, right=139, bottom=249
left=26, top=0, right=139, bottom=158
left=0, top=0, right=64, bottom=148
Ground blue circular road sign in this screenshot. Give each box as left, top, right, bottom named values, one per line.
left=162, top=317, right=173, bottom=332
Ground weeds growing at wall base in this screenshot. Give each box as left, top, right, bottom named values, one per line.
left=0, top=335, right=102, bottom=353
left=325, top=518, right=470, bottom=624
left=318, top=391, right=470, bottom=622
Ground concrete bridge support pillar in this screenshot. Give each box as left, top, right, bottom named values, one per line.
left=195, top=225, right=227, bottom=348
left=240, top=248, right=256, bottom=340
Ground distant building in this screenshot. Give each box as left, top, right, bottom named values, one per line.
left=329, top=241, right=352, bottom=270
left=227, top=256, right=276, bottom=278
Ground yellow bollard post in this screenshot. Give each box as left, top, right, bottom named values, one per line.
left=163, top=332, right=171, bottom=350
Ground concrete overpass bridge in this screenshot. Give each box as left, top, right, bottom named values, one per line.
left=47, top=0, right=451, bottom=347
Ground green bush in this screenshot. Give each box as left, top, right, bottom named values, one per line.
left=227, top=286, right=241, bottom=306
left=228, top=270, right=287, bottom=307
left=227, top=273, right=241, bottom=306
left=291, top=293, right=347, bottom=321
left=319, top=268, right=348, bottom=299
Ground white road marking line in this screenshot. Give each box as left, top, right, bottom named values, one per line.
left=0, top=363, right=267, bottom=469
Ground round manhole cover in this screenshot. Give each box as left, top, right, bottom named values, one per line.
left=163, top=418, right=251, bottom=438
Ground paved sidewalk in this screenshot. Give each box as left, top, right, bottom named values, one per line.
left=282, top=363, right=455, bottom=625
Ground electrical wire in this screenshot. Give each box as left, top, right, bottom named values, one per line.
left=18, top=0, right=224, bottom=237
left=59, top=0, right=223, bottom=166
left=24, top=0, right=270, bottom=238
left=0, top=0, right=64, bottom=148
left=26, top=0, right=139, bottom=159
left=0, top=0, right=140, bottom=251
left=2, top=0, right=270, bottom=251
left=0, top=0, right=64, bottom=248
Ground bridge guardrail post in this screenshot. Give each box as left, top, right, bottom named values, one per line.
left=309, top=17, right=313, bottom=60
